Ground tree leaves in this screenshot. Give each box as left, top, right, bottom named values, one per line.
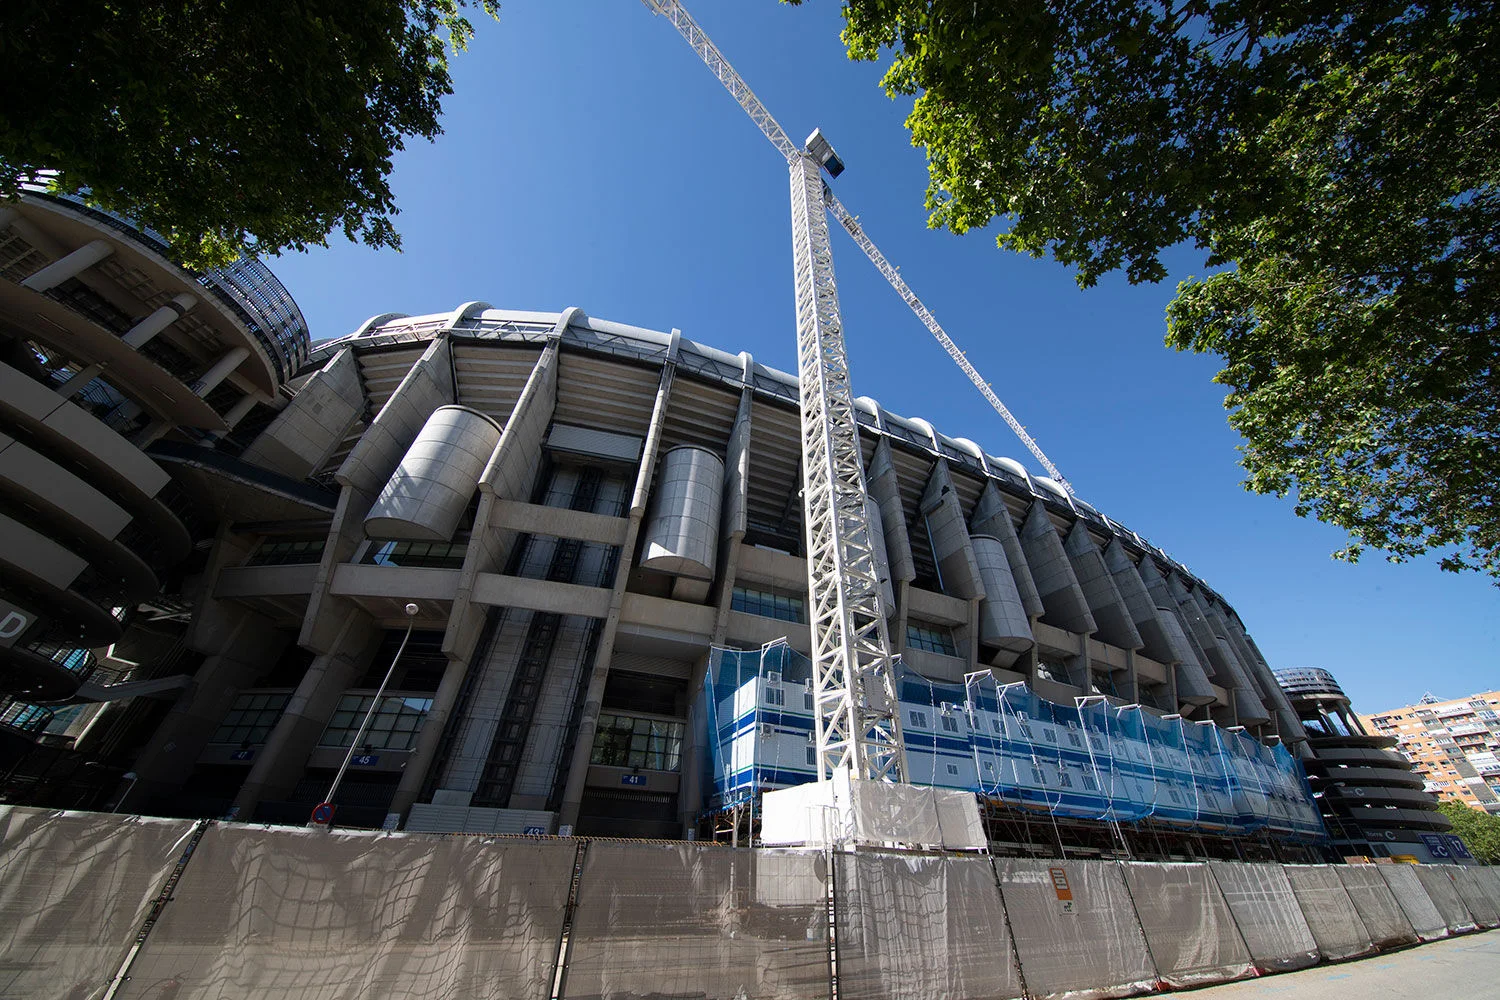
left=827, top=0, right=1500, bottom=578
left=0, top=1, right=500, bottom=270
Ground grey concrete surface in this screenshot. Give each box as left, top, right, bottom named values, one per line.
left=1163, top=929, right=1500, bottom=999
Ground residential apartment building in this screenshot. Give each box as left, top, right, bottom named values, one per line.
left=1361, top=692, right=1500, bottom=814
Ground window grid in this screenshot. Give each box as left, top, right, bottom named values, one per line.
left=589, top=713, right=685, bottom=772
left=363, top=539, right=468, bottom=568
left=211, top=692, right=292, bottom=746
left=731, top=586, right=806, bottom=624
left=318, top=693, right=433, bottom=751
left=246, top=539, right=326, bottom=566
left=906, top=623, right=957, bottom=656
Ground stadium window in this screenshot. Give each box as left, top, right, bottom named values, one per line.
left=210, top=692, right=292, bottom=745
left=905, top=622, right=957, bottom=656
left=319, top=694, right=433, bottom=751
left=731, top=586, right=807, bottom=624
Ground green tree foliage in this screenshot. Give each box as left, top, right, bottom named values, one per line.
left=822, top=1, right=1499, bottom=577
left=0, top=1, right=499, bottom=269
left=1436, top=800, right=1500, bottom=865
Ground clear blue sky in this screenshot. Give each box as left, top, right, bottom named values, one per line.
left=266, top=1, right=1495, bottom=714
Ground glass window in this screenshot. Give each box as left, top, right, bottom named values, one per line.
left=941, top=715, right=959, bottom=733
left=211, top=691, right=292, bottom=745
left=318, top=693, right=433, bottom=751
left=363, top=540, right=468, bottom=569
left=731, top=586, right=807, bottom=624
left=245, top=539, right=325, bottom=566
left=806, top=745, right=817, bottom=767
left=589, top=713, right=685, bottom=772
left=946, top=763, right=959, bottom=776
left=905, top=623, right=957, bottom=656
left=909, top=710, right=928, bottom=729
left=764, top=686, right=785, bottom=707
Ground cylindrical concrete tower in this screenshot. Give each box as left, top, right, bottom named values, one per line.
left=970, top=534, right=1033, bottom=658
left=639, top=446, right=723, bottom=579
left=364, top=405, right=503, bottom=541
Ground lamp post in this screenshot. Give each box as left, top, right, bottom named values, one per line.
left=312, top=601, right=418, bottom=827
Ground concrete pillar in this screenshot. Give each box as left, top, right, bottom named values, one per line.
left=1063, top=521, right=1142, bottom=650
left=122, top=293, right=197, bottom=349
left=557, top=361, right=676, bottom=833
left=53, top=362, right=106, bottom=399
left=198, top=392, right=261, bottom=446
left=124, top=610, right=288, bottom=808
left=241, top=347, right=365, bottom=479
left=969, top=483, right=1043, bottom=618
left=231, top=611, right=382, bottom=816
left=21, top=239, right=113, bottom=292
left=1019, top=501, right=1096, bottom=634
left=190, top=346, right=249, bottom=397
left=866, top=437, right=916, bottom=597
left=919, top=458, right=983, bottom=599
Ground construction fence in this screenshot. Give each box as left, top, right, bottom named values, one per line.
left=3, top=806, right=1499, bottom=1000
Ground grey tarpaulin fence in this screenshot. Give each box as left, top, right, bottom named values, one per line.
left=1378, top=863, right=1450, bottom=942
left=1118, top=862, right=1254, bottom=989
left=2, top=806, right=1498, bottom=1000
left=835, top=853, right=1023, bottom=1000
left=1207, top=862, right=1321, bottom=972
left=114, top=822, right=577, bottom=1000
left=562, top=842, right=829, bottom=1000
left=0, top=806, right=199, bottom=1000
left=1280, top=864, right=1376, bottom=961
left=994, top=859, right=1157, bottom=1000
left=1334, top=865, right=1417, bottom=949
left=1413, top=864, right=1479, bottom=934
left=1450, top=866, right=1500, bottom=929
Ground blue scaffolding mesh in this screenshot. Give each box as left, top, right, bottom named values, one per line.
left=700, top=641, right=1326, bottom=841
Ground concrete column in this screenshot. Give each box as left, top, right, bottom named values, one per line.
left=190, top=346, right=249, bottom=397
left=53, top=362, right=106, bottom=398
left=198, top=392, right=261, bottom=446
left=124, top=610, right=288, bottom=808
left=123, top=293, right=197, bottom=348
left=557, top=361, right=676, bottom=832
left=388, top=343, right=560, bottom=817
left=1019, top=501, right=1096, bottom=634
left=919, top=458, right=984, bottom=599
left=866, top=437, right=916, bottom=604
left=970, top=483, right=1043, bottom=618
left=21, top=239, right=113, bottom=292
left=1063, top=522, right=1142, bottom=650
left=231, top=610, right=382, bottom=816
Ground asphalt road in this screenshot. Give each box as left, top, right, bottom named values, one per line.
left=1163, top=929, right=1500, bottom=999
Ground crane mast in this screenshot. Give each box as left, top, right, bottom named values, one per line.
left=641, top=0, right=1077, bottom=785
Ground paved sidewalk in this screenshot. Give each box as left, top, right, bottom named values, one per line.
left=1163, top=929, right=1500, bottom=999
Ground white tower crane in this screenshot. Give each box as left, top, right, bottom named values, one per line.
left=640, top=0, right=1073, bottom=787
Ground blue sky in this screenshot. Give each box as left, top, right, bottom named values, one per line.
left=266, top=1, right=1495, bottom=714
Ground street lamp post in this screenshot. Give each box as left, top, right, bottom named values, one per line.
left=312, top=602, right=418, bottom=827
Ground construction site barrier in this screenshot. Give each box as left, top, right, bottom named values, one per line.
left=994, top=859, right=1156, bottom=1000
left=2, top=807, right=1498, bottom=1000
left=1377, top=863, right=1451, bottom=942
left=1118, top=861, right=1254, bottom=989
left=1205, top=862, right=1321, bottom=972
left=112, top=822, right=577, bottom=1000
left=0, top=807, right=199, bottom=1000
left=1280, top=864, right=1376, bottom=961
left=1333, top=864, right=1418, bottom=949
left=1413, top=863, right=1479, bottom=934
left=835, top=853, right=1023, bottom=1000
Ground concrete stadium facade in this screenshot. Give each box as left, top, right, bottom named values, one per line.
left=2, top=277, right=1326, bottom=849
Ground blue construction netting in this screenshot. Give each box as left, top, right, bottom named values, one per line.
left=700, top=641, right=1326, bottom=841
